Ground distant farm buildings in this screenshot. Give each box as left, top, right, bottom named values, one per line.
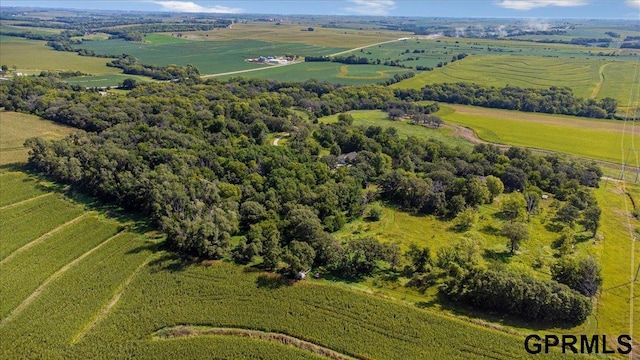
left=246, top=55, right=296, bottom=65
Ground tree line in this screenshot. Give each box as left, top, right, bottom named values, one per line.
left=401, top=83, right=618, bottom=119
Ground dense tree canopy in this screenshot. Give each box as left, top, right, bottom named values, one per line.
left=1, top=75, right=603, bottom=325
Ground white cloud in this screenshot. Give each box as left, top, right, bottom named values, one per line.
left=497, top=0, right=589, bottom=10
left=152, top=1, right=242, bottom=13
left=626, top=0, right=640, bottom=8
left=344, top=0, right=396, bottom=16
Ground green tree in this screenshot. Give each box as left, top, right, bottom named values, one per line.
left=552, top=256, right=602, bottom=297
left=366, top=202, right=383, bottom=221
left=406, top=243, right=432, bottom=273
left=485, top=175, right=504, bottom=202
left=284, top=241, right=316, bottom=274
left=524, top=186, right=543, bottom=221
left=453, top=207, right=477, bottom=231
left=120, top=78, right=138, bottom=90
left=501, top=222, right=529, bottom=254
left=557, top=204, right=580, bottom=228
left=501, top=193, right=526, bottom=222
left=582, top=205, right=601, bottom=237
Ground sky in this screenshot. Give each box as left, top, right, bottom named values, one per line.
left=1, top=0, right=639, bottom=18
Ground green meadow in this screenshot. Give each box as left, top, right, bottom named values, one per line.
left=437, top=105, right=639, bottom=164
left=319, top=109, right=471, bottom=149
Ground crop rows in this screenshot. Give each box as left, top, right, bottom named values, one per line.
left=0, top=232, right=153, bottom=358
left=0, top=215, right=119, bottom=318
left=396, top=55, right=602, bottom=101
left=0, top=172, right=47, bottom=207
left=70, top=259, right=581, bottom=359
left=0, top=194, right=84, bottom=259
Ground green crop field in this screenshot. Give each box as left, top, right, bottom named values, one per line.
left=219, top=62, right=412, bottom=85
left=393, top=55, right=640, bottom=109
left=0, top=111, right=77, bottom=165
left=75, top=38, right=346, bottom=75
left=319, top=109, right=471, bottom=148
left=437, top=105, right=640, bottom=164
left=183, top=22, right=410, bottom=48
left=0, top=172, right=48, bottom=206
left=346, top=37, right=632, bottom=72
left=0, top=193, right=84, bottom=259
left=0, top=36, right=120, bottom=76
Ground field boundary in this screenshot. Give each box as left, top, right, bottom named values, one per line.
left=0, top=212, right=91, bottom=265
left=591, top=62, right=611, bottom=99
left=0, top=192, right=53, bottom=211
left=71, top=253, right=156, bottom=344
left=154, top=325, right=360, bottom=360
left=0, top=231, right=124, bottom=329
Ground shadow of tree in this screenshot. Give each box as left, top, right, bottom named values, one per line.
left=255, top=273, right=295, bottom=289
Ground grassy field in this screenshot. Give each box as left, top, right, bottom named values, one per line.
left=0, top=36, right=120, bottom=76
left=319, top=109, right=472, bottom=149
left=182, top=22, right=410, bottom=48
left=0, top=111, right=78, bottom=165
left=437, top=104, right=640, bottom=165
left=593, top=180, right=640, bottom=342
left=219, top=62, right=412, bottom=85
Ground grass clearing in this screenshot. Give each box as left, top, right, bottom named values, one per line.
left=319, top=110, right=472, bottom=149
left=0, top=111, right=77, bottom=165
left=63, top=73, right=151, bottom=88
left=438, top=104, right=640, bottom=164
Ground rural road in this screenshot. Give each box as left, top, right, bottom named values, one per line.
left=200, top=37, right=409, bottom=78
left=272, top=133, right=290, bottom=146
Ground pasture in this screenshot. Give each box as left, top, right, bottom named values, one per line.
left=437, top=104, right=640, bottom=164
left=0, top=111, right=77, bottom=165
left=0, top=36, right=119, bottom=76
